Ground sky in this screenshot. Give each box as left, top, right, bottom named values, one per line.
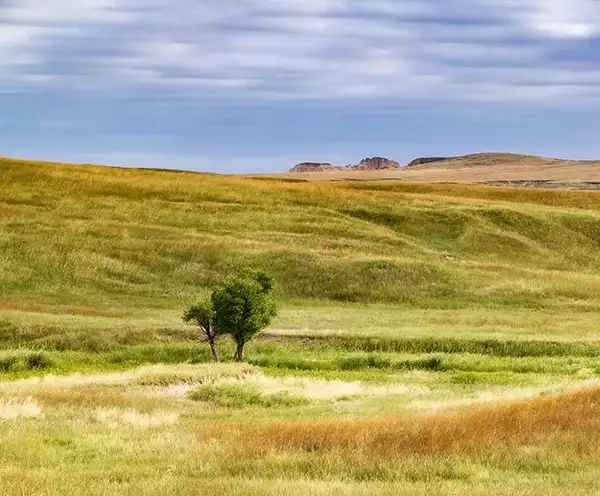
left=2, top=0, right=600, bottom=173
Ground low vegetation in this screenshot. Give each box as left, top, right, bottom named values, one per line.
left=0, top=348, right=51, bottom=372
left=1, top=158, right=600, bottom=494
left=188, top=382, right=309, bottom=408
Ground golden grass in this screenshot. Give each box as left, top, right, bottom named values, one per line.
left=96, top=408, right=180, bottom=429
left=0, top=397, right=42, bottom=420
left=1, top=362, right=600, bottom=494
left=0, top=299, right=115, bottom=317
left=221, top=385, right=600, bottom=460
left=3, top=157, right=600, bottom=493
left=3, top=157, right=600, bottom=313
left=34, top=386, right=169, bottom=410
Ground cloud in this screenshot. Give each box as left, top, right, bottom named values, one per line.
left=1, top=0, right=599, bottom=103
left=0, top=0, right=132, bottom=91
left=496, top=0, right=599, bottom=39
left=1, top=0, right=132, bottom=25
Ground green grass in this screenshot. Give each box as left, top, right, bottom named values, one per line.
left=2, top=158, right=600, bottom=494
left=0, top=348, right=52, bottom=372
left=254, top=335, right=600, bottom=357
left=188, top=382, right=309, bottom=408
left=2, top=158, right=600, bottom=310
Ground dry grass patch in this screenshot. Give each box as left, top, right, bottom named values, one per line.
left=132, top=363, right=255, bottom=387
left=0, top=397, right=43, bottom=420
left=238, top=374, right=426, bottom=400
left=96, top=408, right=179, bottom=429
left=220, top=385, right=600, bottom=460
left=34, top=386, right=168, bottom=410
left=1, top=364, right=258, bottom=409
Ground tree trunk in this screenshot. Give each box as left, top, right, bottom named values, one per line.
left=234, top=342, right=245, bottom=362
left=208, top=337, right=219, bottom=362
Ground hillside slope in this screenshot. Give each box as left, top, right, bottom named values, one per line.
left=406, top=152, right=597, bottom=169
left=282, top=152, right=600, bottom=183
left=1, top=157, right=600, bottom=311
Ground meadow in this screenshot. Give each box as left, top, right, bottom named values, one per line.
left=1, top=157, right=600, bottom=494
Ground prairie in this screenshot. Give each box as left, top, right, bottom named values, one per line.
left=1, top=157, right=600, bottom=494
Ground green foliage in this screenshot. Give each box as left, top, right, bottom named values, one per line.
left=275, top=335, right=600, bottom=358
left=243, top=268, right=276, bottom=293
left=212, top=269, right=279, bottom=361
left=182, top=300, right=214, bottom=334
left=248, top=352, right=445, bottom=373
left=188, top=382, right=308, bottom=408
left=0, top=349, right=52, bottom=372
left=182, top=298, right=220, bottom=361
left=104, top=343, right=211, bottom=366
left=448, top=372, right=529, bottom=386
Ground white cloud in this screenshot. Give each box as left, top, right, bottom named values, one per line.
left=2, top=0, right=131, bottom=24
left=0, top=0, right=132, bottom=90
left=0, top=0, right=599, bottom=103
left=502, top=0, right=599, bottom=39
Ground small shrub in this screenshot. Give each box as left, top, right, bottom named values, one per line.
left=398, top=356, right=444, bottom=372
left=339, top=354, right=392, bottom=371
left=248, top=355, right=335, bottom=371
left=188, top=382, right=308, bottom=408
left=189, top=383, right=262, bottom=408
left=449, top=372, right=528, bottom=386
left=132, top=364, right=255, bottom=386
left=449, top=372, right=479, bottom=385
left=25, top=350, right=52, bottom=370
left=260, top=391, right=309, bottom=408
left=0, top=349, right=52, bottom=372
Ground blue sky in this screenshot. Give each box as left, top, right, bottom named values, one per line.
left=2, top=0, right=600, bottom=173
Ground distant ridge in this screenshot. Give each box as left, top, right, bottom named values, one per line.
left=289, top=152, right=600, bottom=173
left=289, top=157, right=399, bottom=173
left=289, top=162, right=337, bottom=172
left=351, top=157, right=400, bottom=170
left=280, top=152, right=600, bottom=185
left=407, top=157, right=453, bottom=167
left=404, top=153, right=584, bottom=169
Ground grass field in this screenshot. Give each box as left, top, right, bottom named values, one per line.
left=2, top=157, right=600, bottom=494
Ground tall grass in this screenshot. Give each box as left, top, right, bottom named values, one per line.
left=261, top=335, right=600, bottom=357
left=2, top=158, right=600, bottom=310
left=3, top=158, right=600, bottom=495
left=0, top=349, right=52, bottom=372
left=218, top=385, right=600, bottom=460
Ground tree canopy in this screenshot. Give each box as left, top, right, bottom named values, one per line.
left=182, top=298, right=220, bottom=362
left=211, top=269, right=278, bottom=362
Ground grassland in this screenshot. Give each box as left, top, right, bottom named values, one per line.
left=1, top=157, right=600, bottom=494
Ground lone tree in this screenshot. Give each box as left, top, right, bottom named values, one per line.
left=182, top=298, right=220, bottom=362
left=211, top=269, right=278, bottom=362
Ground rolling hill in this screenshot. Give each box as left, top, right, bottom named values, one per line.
left=2, top=156, right=600, bottom=312
left=3, top=156, right=600, bottom=495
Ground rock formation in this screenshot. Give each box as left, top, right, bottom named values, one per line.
left=407, top=157, right=453, bottom=167
left=288, top=162, right=337, bottom=173
left=350, top=157, right=400, bottom=170
left=289, top=157, right=399, bottom=173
